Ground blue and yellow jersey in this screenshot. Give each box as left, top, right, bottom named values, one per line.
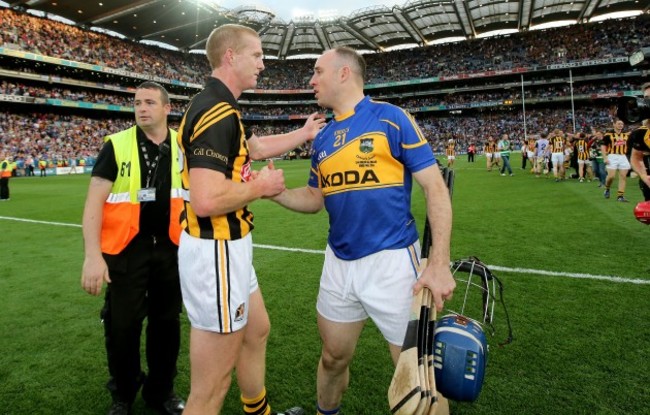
left=308, top=96, right=437, bottom=260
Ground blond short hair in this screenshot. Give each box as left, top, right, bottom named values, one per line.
left=206, top=24, right=259, bottom=70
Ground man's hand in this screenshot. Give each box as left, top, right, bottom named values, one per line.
left=81, top=255, right=111, bottom=296
left=302, top=113, right=326, bottom=140
left=255, top=160, right=286, bottom=198
left=413, top=263, right=456, bottom=312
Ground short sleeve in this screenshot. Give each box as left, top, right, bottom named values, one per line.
left=91, top=140, right=118, bottom=182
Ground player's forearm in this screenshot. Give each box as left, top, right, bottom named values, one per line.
left=424, top=188, right=452, bottom=267
left=271, top=186, right=323, bottom=213
left=250, top=129, right=312, bottom=160
left=191, top=179, right=267, bottom=217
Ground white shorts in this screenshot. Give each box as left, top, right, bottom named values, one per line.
left=551, top=152, right=564, bottom=165
left=527, top=151, right=535, bottom=159
left=179, top=231, right=258, bottom=333
left=447, top=155, right=455, bottom=161
left=493, top=153, right=501, bottom=159
left=606, top=154, right=631, bottom=170
left=485, top=152, right=492, bottom=159
left=317, top=242, right=421, bottom=346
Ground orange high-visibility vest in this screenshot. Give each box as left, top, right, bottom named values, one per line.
left=101, top=126, right=183, bottom=254
left=0, top=159, right=11, bottom=178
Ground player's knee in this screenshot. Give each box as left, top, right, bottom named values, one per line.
left=243, top=312, right=271, bottom=348
left=320, top=346, right=353, bottom=372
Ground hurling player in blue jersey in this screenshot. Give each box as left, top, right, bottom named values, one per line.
left=270, top=47, right=456, bottom=415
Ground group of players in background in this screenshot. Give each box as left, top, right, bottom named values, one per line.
left=442, top=92, right=650, bottom=205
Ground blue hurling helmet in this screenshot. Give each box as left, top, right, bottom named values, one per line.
left=433, top=257, right=513, bottom=402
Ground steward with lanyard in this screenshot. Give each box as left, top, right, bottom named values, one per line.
left=81, top=82, right=185, bottom=415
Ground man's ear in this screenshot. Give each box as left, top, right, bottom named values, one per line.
left=339, top=65, right=350, bottom=82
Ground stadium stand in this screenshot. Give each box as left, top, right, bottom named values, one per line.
left=0, top=6, right=648, bottom=171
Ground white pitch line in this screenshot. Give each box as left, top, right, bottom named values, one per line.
left=2, top=215, right=649, bottom=285
left=486, top=265, right=650, bottom=285
left=0, top=216, right=82, bottom=228
left=253, top=243, right=324, bottom=255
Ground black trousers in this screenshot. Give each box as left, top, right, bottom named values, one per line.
left=640, top=179, right=650, bottom=201
left=0, top=177, right=9, bottom=199
left=101, top=234, right=182, bottom=404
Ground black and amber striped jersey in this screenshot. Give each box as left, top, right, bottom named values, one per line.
left=527, top=138, right=536, bottom=153
left=549, top=135, right=565, bottom=153
left=446, top=141, right=455, bottom=156
left=630, top=126, right=650, bottom=153
left=484, top=141, right=496, bottom=153
left=629, top=126, right=650, bottom=172
left=574, top=137, right=590, bottom=160
left=602, top=130, right=629, bottom=155
left=177, top=77, right=254, bottom=240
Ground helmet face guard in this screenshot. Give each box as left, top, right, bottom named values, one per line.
left=433, top=257, right=513, bottom=402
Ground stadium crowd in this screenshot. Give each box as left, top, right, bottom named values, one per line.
left=1, top=8, right=649, bottom=88
left=0, top=7, right=647, bottom=169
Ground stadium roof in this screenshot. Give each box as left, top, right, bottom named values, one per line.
left=6, top=0, right=649, bottom=58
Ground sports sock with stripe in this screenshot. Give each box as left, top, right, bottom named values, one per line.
left=242, top=387, right=271, bottom=415
left=316, top=403, right=340, bottom=415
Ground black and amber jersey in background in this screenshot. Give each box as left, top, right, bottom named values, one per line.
left=630, top=126, right=650, bottom=153
left=177, top=77, right=254, bottom=240
left=602, top=130, right=629, bottom=155
left=549, top=135, right=565, bottom=153
left=527, top=138, right=536, bottom=152
left=574, top=137, right=590, bottom=160
left=446, top=141, right=455, bottom=156
left=629, top=126, right=650, bottom=172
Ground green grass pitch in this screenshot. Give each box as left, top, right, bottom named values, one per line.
left=0, top=154, right=648, bottom=414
